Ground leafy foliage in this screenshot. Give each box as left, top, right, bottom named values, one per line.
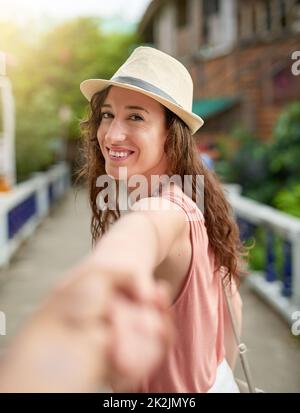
left=269, top=102, right=300, bottom=181
left=0, top=18, right=139, bottom=181
left=215, top=127, right=273, bottom=203
left=273, top=183, right=300, bottom=218
left=216, top=102, right=300, bottom=216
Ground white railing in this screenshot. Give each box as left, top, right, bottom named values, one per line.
left=224, top=185, right=300, bottom=325
left=0, top=162, right=71, bottom=268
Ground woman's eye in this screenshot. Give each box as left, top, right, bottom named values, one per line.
left=100, top=112, right=143, bottom=121
left=100, top=112, right=113, bottom=119
left=130, top=114, right=143, bottom=121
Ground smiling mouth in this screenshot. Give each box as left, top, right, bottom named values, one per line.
left=106, top=147, right=135, bottom=161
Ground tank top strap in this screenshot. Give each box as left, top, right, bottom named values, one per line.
left=160, top=185, right=204, bottom=223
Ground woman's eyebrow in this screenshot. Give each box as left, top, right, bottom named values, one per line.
left=126, top=105, right=149, bottom=114
left=101, top=103, right=149, bottom=114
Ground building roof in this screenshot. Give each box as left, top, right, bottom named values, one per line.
left=192, top=97, right=239, bottom=119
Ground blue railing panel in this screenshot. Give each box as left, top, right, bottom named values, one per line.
left=48, top=182, right=54, bottom=205
left=265, top=228, right=277, bottom=282
left=237, top=217, right=256, bottom=241
left=282, top=240, right=292, bottom=297
left=7, top=192, right=37, bottom=239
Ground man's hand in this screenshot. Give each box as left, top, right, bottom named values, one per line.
left=0, top=257, right=174, bottom=392
left=49, top=257, right=174, bottom=390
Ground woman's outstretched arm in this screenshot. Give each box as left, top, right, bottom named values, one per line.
left=90, top=197, right=187, bottom=301
left=0, top=197, right=185, bottom=392
left=0, top=257, right=172, bottom=393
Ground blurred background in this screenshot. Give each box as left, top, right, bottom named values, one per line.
left=0, top=0, right=300, bottom=392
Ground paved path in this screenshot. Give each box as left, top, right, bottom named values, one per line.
left=0, top=186, right=91, bottom=349
left=0, top=186, right=299, bottom=392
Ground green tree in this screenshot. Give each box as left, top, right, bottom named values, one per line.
left=216, top=102, right=300, bottom=211
left=269, top=101, right=300, bottom=183
left=0, top=18, right=139, bottom=181
left=270, top=102, right=300, bottom=217
left=37, top=17, right=139, bottom=140
left=216, top=127, right=273, bottom=203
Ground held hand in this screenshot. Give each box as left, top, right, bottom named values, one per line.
left=0, top=312, right=110, bottom=393
left=47, top=256, right=171, bottom=332
left=106, top=285, right=174, bottom=392
left=0, top=256, right=174, bottom=392
left=48, top=257, right=174, bottom=390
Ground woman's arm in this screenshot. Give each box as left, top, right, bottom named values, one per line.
left=90, top=197, right=187, bottom=299
left=0, top=261, right=172, bottom=392
left=0, top=198, right=183, bottom=392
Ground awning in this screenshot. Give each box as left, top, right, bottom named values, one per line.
left=192, top=97, right=239, bottom=119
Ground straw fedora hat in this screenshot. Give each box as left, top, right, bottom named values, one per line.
left=80, top=46, right=204, bottom=135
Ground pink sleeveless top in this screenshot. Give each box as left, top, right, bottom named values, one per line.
left=136, top=186, right=227, bottom=393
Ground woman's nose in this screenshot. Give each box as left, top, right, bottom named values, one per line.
left=105, top=119, right=127, bottom=143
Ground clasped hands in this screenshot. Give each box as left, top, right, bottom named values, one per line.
left=0, top=253, right=174, bottom=393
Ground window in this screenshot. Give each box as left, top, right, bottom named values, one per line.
left=202, top=0, right=220, bottom=44
left=177, top=0, right=188, bottom=28
left=203, top=20, right=209, bottom=44
left=212, top=0, right=220, bottom=14
left=203, top=0, right=220, bottom=17
left=252, top=3, right=257, bottom=34
left=280, top=0, right=287, bottom=28
left=265, top=0, right=272, bottom=31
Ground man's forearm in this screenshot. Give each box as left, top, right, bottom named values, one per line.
left=0, top=315, right=107, bottom=392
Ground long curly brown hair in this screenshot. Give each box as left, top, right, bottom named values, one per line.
left=77, top=87, right=249, bottom=287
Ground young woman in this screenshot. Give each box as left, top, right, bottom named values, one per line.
left=78, top=46, right=247, bottom=393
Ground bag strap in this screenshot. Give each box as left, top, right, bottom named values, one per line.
left=222, top=279, right=256, bottom=393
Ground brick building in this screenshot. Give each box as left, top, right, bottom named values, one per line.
left=138, top=0, right=300, bottom=156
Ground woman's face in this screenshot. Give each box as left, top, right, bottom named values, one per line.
left=97, top=86, right=169, bottom=181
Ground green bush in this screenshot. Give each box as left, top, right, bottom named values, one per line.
left=247, top=226, right=284, bottom=278
left=273, top=183, right=300, bottom=218
left=215, top=127, right=273, bottom=203
left=216, top=102, right=300, bottom=272
left=270, top=102, right=300, bottom=179
left=216, top=101, right=300, bottom=215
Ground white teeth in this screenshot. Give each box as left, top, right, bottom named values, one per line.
left=109, top=150, right=132, bottom=158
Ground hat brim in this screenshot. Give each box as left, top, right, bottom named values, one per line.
left=80, top=79, right=204, bottom=135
